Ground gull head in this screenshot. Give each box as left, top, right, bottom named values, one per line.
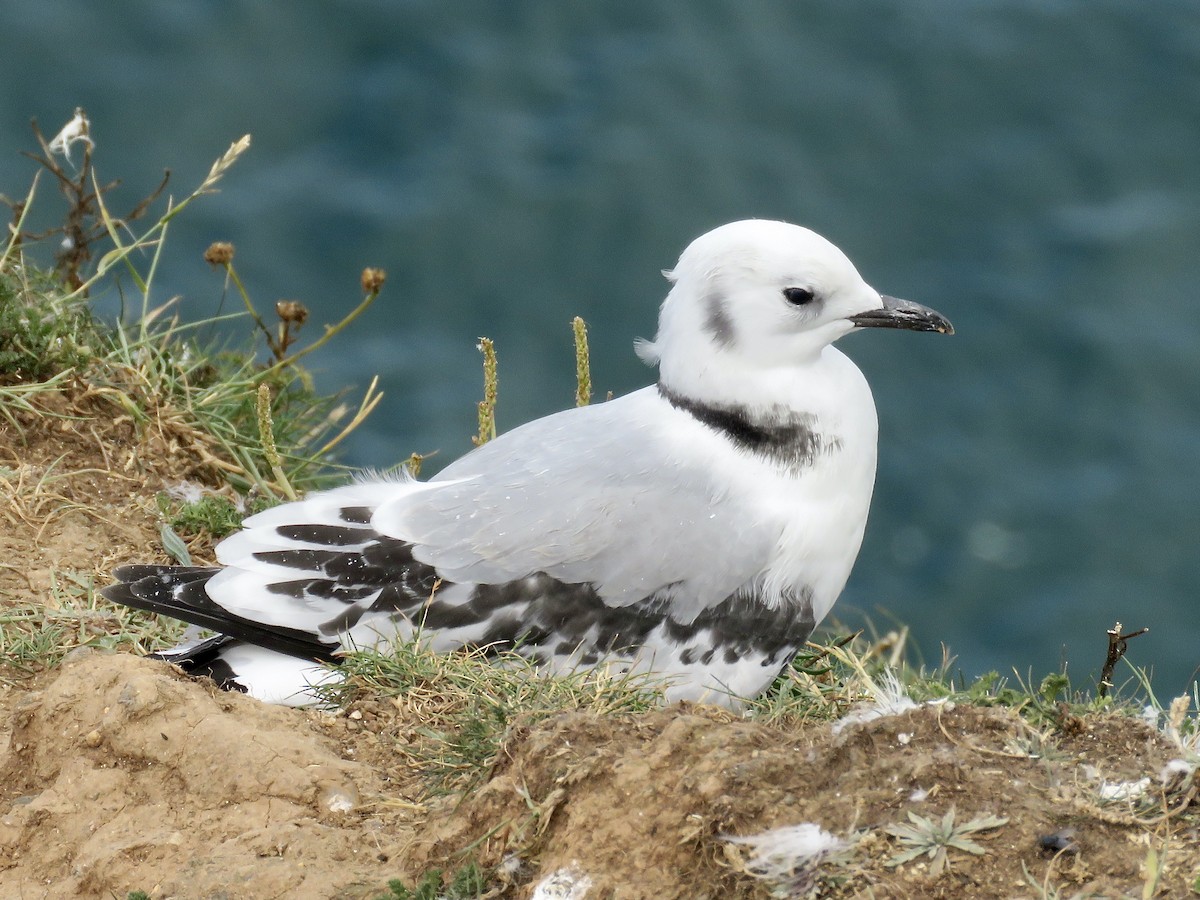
left=639, top=220, right=952, bottom=383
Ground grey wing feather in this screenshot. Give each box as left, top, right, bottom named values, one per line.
left=371, top=387, right=775, bottom=614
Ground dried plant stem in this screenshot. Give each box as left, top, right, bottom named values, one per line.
left=74, top=135, right=249, bottom=301
left=162, top=134, right=252, bottom=225
left=1, top=169, right=41, bottom=273
left=405, top=452, right=425, bottom=478
left=260, top=285, right=383, bottom=375
left=223, top=261, right=277, bottom=352
left=316, top=375, right=384, bottom=456
left=1098, top=621, right=1149, bottom=698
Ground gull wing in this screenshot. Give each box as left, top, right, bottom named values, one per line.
left=372, top=386, right=778, bottom=615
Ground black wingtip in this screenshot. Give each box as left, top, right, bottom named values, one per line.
left=103, top=564, right=340, bottom=665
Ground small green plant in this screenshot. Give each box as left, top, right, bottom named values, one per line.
left=156, top=492, right=270, bottom=540
left=0, top=267, right=94, bottom=378
left=1002, top=724, right=1064, bottom=762
left=1142, top=842, right=1168, bottom=900
left=884, top=806, right=1008, bottom=876
left=373, top=862, right=489, bottom=900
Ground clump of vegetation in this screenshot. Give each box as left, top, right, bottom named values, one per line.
left=0, top=266, right=94, bottom=379
left=155, top=491, right=267, bottom=540
left=373, top=862, right=491, bottom=900
left=325, top=636, right=663, bottom=795
left=751, top=618, right=1159, bottom=734
left=0, top=111, right=386, bottom=673
left=1, top=112, right=384, bottom=499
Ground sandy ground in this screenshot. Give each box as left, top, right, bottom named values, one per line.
left=2, top=387, right=1199, bottom=899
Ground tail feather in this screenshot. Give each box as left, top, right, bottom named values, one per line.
left=152, top=632, right=247, bottom=692
left=154, top=634, right=335, bottom=706
left=100, top=489, right=418, bottom=705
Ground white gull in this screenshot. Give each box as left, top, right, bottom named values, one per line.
left=103, top=219, right=952, bottom=706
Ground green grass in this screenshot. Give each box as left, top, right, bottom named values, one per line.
left=743, top=622, right=1200, bottom=762
left=323, top=636, right=663, bottom=794
left=1, top=130, right=384, bottom=499
left=373, top=862, right=491, bottom=900
left=156, top=491, right=273, bottom=540
left=0, top=570, right=185, bottom=681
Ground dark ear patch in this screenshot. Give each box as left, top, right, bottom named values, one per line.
left=703, top=289, right=735, bottom=349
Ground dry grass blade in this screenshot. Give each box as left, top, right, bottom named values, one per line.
left=1, top=168, right=41, bottom=273
left=197, top=134, right=252, bottom=197
left=317, top=375, right=384, bottom=456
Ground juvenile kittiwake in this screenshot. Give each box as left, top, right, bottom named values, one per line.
left=103, top=219, right=953, bottom=707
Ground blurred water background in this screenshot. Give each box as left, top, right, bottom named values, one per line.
left=3, top=1, right=1199, bottom=693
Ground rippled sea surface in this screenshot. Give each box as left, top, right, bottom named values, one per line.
left=4, top=1, right=1199, bottom=691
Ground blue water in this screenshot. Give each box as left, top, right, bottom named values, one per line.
left=4, top=2, right=1200, bottom=693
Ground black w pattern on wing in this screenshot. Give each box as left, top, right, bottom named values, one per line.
left=107, top=504, right=818, bottom=676
left=256, top=508, right=817, bottom=668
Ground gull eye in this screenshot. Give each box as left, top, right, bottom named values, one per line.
left=783, top=287, right=815, bottom=306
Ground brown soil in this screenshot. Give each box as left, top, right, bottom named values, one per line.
left=2, top=392, right=1199, bottom=899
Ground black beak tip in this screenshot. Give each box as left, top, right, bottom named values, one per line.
left=852, top=295, right=955, bottom=335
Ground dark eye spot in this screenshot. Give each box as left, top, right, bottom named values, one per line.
left=783, top=287, right=815, bottom=306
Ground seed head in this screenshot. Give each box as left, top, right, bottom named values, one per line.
left=204, top=242, right=235, bottom=266
left=360, top=267, right=386, bottom=293
left=275, top=300, right=309, bottom=325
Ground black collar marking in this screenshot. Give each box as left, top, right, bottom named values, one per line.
left=657, top=383, right=836, bottom=467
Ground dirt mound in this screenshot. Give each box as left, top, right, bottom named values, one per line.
left=4, top=653, right=1196, bottom=899
left=425, top=702, right=1197, bottom=899
left=0, top=651, right=415, bottom=898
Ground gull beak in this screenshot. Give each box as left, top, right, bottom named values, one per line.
left=850, top=295, right=954, bottom=335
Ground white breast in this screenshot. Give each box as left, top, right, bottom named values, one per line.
left=725, top=345, right=879, bottom=624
